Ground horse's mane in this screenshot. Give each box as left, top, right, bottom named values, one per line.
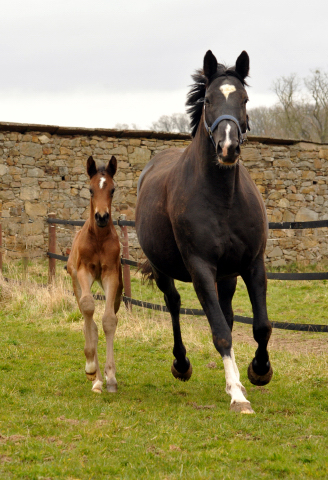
left=186, top=64, right=248, bottom=137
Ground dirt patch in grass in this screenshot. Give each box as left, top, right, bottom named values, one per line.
left=232, top=323, right=328, bottom=355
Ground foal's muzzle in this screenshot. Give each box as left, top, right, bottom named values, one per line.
left=95, top=212, right=109, bottom=227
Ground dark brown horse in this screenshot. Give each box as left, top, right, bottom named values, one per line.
left=67, top=156, right=123, bottom=394
left=136, top=50, right=272, bottom=414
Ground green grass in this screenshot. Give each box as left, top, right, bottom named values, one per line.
left=0, top=261, right=328, bottom=479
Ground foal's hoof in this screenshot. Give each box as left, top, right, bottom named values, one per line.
left=106, top=384, right=118, bottom=393
left=248, top=361, right=273, bottom=386
left=171, top=359, right=192, bottom=382
left=92, top=380, right=103, bottom=394
left=85, top=371, right=97, bottom=381
left=230, top=401, right=255, bottom=414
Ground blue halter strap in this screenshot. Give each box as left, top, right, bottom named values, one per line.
left=204, top=106, right=245, bottom=149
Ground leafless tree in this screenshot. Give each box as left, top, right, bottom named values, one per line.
left=150, top=113, right=191, bottom=133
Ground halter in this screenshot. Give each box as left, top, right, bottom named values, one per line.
left=203, top=105, right=246, bottom=149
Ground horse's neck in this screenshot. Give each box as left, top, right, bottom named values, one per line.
left=190, top=126, right=239, bottom=197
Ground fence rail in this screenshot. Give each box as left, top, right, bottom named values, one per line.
left=43, top=215, right=328, bottom=333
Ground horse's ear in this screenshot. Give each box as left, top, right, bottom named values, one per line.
left=106, top=155, right=117, bottom=177
left=203, top=50, right=218, bottom=79
left=87, top=156, right=97, bottom=178
left=235, top=51, right=249, bottom=81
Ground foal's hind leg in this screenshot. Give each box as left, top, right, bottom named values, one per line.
left=241, top=257, right=273, bottom=386
left=155, top=270, right=192, bottom=381
left=77, top=268, right=103, bottom=393
left=217, top=277, right=246, bottom=394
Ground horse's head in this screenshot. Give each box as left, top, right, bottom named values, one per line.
left=203, top=50, right=249, bottom=165
left=87, top=155, right=117, bottom=228
left=186, top=50, right=250, bottom=166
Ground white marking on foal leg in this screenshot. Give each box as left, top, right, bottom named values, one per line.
left=92, top=379, right=103, bottom=393
left=99, top=177, right=106, bottom=189
left=85, top=360, right=96, bottom=375
left=223, top=355, right=253, bottom=413
left=222, top=124, right=231, bottom=157
left=219, top=84, right=236, bottom=100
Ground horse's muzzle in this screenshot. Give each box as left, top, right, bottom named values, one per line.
left=216, top=141, right=240, bottom=165
left=95, top=212, right=110, bottom=227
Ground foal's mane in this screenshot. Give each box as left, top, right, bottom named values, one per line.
left=186, top=64, right=248, bottom=138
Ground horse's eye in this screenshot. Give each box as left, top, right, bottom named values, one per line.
left=205, top=97, right=210, bottom=105
left=111, top=188, right=115, bottom=196
left=89, top=189, right=94, bottom=196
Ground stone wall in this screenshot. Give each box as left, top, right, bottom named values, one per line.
left=0, top=122, right=328, bottom=267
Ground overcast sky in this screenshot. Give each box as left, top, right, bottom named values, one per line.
left=1, top=0, right=327, bottom=129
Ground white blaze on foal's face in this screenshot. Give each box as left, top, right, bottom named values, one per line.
left=219, top=83, right=236, bottom=100
left=99, top=176, right=106, bottom=189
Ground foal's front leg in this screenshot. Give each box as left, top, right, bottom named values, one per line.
left=189, top=260, right=253, bottom=413
left=101, top=270, right=122, bottom=392
left=77, top=267, right=103, bottom=393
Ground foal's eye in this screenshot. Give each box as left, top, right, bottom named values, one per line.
left=89, top=189, right=94, bottom=196
left=110, top=188, right=115, bottom=196
left=205, top=97, right=210, bottom=105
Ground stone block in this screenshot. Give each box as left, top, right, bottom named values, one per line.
left=295, top=207, right=318, bottom=222
left=109, top=146, right=128, bottom=156
left=319, top=149, right=328, bottom=160
left=20, top=143, right=42, bottom=159
left=20, top=186, right=40, bottom=201
left=129, top=147, right=151, bottom=165
left=25, top=201, right=47, bottom=218
left=27, top=167, right=44, bottom=177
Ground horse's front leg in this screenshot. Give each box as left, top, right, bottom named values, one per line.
left=241, top=256, right=273, bottom=386
left=101, top=269, right=122, bottom=392
left=76, top=267, right=103, bottom=393
left=190, top=259, right=254, bottom=413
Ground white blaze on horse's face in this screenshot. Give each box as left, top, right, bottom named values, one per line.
left=222, top=124, right=232, bottom=157
left=99, top=176, right=106, bottom=189
left=219, top=84, right=236, bottom=100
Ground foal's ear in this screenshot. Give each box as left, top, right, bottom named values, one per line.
left=106, top=155, right=117, bottom=177
left=203, top=50, right=218, bottom=79
left=87, top=156, right=97, bottom=178
left=235, top=51, right=249, bottom=81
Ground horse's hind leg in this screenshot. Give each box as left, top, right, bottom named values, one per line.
left=217, top=277, right=245, bottom=392
left=241, top=257, right=273, bottom=386
left=155, top=270, right=192, bottom=381
left=77, top=268, right=103, bottom=393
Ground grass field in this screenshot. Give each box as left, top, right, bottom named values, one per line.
left=0, top=260, right=328, bottom=479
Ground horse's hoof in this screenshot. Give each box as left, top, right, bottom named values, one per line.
left=230, top=401, right=255, bottom=414
left=106, top=384, right=118, bottom=393
left=92, top=379, right=103, bottom=394
left=248, top=361, right=273, bottom=386
left=86, top=371, right=97, bottom=381
left=171, top=359, right=192, bottom=382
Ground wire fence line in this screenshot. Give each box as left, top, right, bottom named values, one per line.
left=41, top=216, right=328, bottom=333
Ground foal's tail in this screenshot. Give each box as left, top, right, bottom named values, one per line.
left=138, top=259, right=156, bottom=285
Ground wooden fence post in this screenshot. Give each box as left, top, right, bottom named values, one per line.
left=48, top=212, right=56, bottom=283
left=120, top=215, right=132, bottom=310
left=0, top=202, right=2, bottom=274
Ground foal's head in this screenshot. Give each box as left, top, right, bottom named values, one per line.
left=187, top=50, right=250, bottom=166
left=87, top=155, right=117, bottom=228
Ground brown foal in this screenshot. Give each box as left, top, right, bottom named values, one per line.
left=67, top=155, right=123, bottom=394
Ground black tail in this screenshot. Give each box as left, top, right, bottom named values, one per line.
left=138, top=259, right=156, bottom=285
